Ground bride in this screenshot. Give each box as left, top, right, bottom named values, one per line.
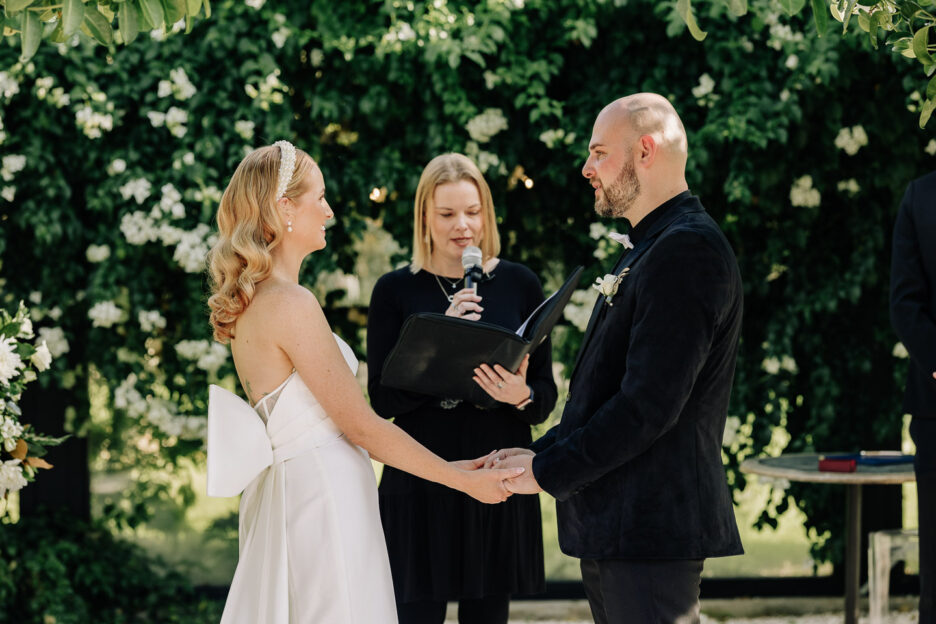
left=205, top=141, right=524, bottom=623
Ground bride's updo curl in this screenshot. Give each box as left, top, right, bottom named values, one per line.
left=208, top=144, right=315, bottom=343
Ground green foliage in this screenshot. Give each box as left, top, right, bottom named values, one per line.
left=0, top=512, right=222, bottom=622
left=0, top=0, right=932, bottom=569
left=675, top=0, right=936, bottom=127
left=0, top=0, right=211, bottom=62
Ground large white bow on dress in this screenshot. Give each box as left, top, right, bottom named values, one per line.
left=206, top=384, right=274, bottom=498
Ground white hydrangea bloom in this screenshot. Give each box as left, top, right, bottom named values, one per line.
left=30, top=342, right=52, bottom=372
left=892, top=342, right=909, bottom=359
left=196, top=342, right=229, bottom=374
left=0, top=338, right=24, bottom=385
left=691, top=73, right=715, bottom=98
left=926, top=139, right=936, bottom=156
left=589, top=222, right=609, bottom=240
left=173, top=224, right=212, bottom=273
left=0, top=460, right=27, bottom=498
left=86, top=244, right=111, bottom=263
left=158, top=80, right=173, bottom=98
left=563, top=288, right=597, bottom=332
left=107, top=158, right=127, bottom=176
left=780, top=355, right=797, bottom=373
left=180, top=416, right=207, bottom=440
left=234, top=120, right=255, bottom=141
left=784, top=54, right=799, bottom=70
left=1, top=186, right=15, bottom=202
left=120, top=211, right=159, bottom=245
left=245, top=0, right=265, bottom=8
left=182, top=152, right=195, bottom=166
left=272, top=27, right=290, bottom=49
left=114, top=374, right=146, bottom=418
left=119, top=178, right=152, bottom=204
left=147, top=111, right=166, bottom=127
left=836, top=179, right=860, bottom=195
left=1, top=417, right=24, bottom=450
left=165, top=106, right=188, bottom=137
left=761, top=356, right=781, bottom=375
left=0, top=72, right=20, bottom=100
left=176, top=339, right=210, bottom=360
left=138, top=310, right=167, bottom=332
left=74, top=105, right=113, bottom=139
left=1, top=154, right=26, bottom=181
left=157, top=223, right=184, bottom=246
left=722, top=415, right=742, bottom=447
left=37, top=327, right=69, bottom=358
left=465, top=108, right=508, bottom=143
left=834, top=125, right=869, bottom=156
left=169, top=67, right=196, bottom=100
left=18, top=317, right=32, bottom=339
left=789, top=175, right=821, bottom=208
left=88, top=301, right=125, bottom=328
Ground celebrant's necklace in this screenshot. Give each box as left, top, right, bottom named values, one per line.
left=432, top=272, right=463, bottom=302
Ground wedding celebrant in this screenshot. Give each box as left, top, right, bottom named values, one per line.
left=490, top=94, right=744, bottom=624
left=367, top=153, right=558, bottom=624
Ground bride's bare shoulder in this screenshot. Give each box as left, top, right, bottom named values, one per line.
left=250, top=280, right=323, bottom=323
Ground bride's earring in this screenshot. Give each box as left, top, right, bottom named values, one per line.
left=287, top=219, right=293, bottom=233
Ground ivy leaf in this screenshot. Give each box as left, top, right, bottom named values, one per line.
left=912, top=26, right=933, bottom=67
left=921, top=97, right=936, bottom=129
left=810, top=0, right=829, bottom=37
left=676, top=0, right=707, bottom=41
left=62, top=0, right=84, bottom=37
left=19, top=9, right=41, bottom=61
left=779, top=0, right=807, bottom=16
left=140, top=0, right=165, bottom=31
left=119, top=0, right=140, bottom=44
left=927, top=73, right=936, bottom=100
left=728, top=0, right=748, bottom=16
left=6, top=0, right=37, bottom=12
left=81, top=5, right=113, bottom=45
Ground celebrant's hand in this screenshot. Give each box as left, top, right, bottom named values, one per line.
left=445, top=287, right=483, bottom=321
left=473, top=354, right=531, bottom=405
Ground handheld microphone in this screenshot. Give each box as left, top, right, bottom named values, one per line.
left=461, top=246, right=484, bottom=290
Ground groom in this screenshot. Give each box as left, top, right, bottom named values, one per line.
left=495, top=93, right=743, bottom=623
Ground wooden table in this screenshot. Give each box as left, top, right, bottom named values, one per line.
left=740, top=453, right=915, bottom=624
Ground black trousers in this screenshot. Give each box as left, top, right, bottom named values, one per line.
left=396, top=595, right=509, bottom=624
left=912, top=417, right=936, bottom=624
left=580, top=558, right=703, bottom=624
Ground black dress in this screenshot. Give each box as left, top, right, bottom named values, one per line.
left=367, top=259, right=557, bottom=603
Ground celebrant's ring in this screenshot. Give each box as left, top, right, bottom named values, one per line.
left=497, top=382, right=504, bottom=389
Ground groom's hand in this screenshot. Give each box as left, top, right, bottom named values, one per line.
left=497, top=454, right=542, bottom=495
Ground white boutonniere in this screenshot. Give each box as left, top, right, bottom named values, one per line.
left=592, top=267, right=630, bottom=306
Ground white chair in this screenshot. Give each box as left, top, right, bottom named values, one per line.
left=868, top=528, right=920, bottom=623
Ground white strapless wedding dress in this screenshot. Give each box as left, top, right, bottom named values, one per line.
left=206, top=334, right=397, bottom=623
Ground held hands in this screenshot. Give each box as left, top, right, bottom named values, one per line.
left=451, top=451, right=526, bottom=504
left=473, top=354, right=531, bottom=405
left=493, top=453, right=542, bottom=495
left=446, top=287, right=483, bottom=321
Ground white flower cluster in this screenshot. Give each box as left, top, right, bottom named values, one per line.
left=563, top=288, right=598, bottom=332
left=761, top=354, right=798, bottom=375
left=271, top=15, right=290, bottom=49
left=86, top=244, right=111, bottom=263
left=0, top=459, right=27, bottom=498
left=113, top=374, right=205, bottom=439
left=147, top=106, right=189, bottom=138
left=763, top=12, right=804, bottom=50
left=0, top=337, right=24, bottom=386
left=88, top=300, right=126, bottom=328
left=119, top=178, right=152, bottom=204
left=173, top=223, right=214, bottom=273
left=892, top=342, right=909, bottom=359
left=34, top=76, right=70, bottom=108
left=74, top=104, right=114, bottom=139
left=926, top=139, right=936, bottom=156
left=194, top=186, right=223, bottom=204
left=463, top=141, right=502, bottom=175
left=466, top=108, right=508, bottom=143
left=245, top=72, right=288, bottom=111
left=175, top=339, right=229, bottom=374
left=834, top=125, right=868, bottom=156
left=0, top=71, right=20, bottom=101
left=381, top=21, right=417, bottom=47
left=836, top=179, right=860, bottom=195
left=789, top=175, right=821, bottom=208
left=539, top=128, right=576, bottom=149
left=107, top=158, right=127, bottom=176
left=245, top=0, right=265, bottom=8
left=37, top=327, right=69, bottom=358
left=722, top=415, right=742, bottom=447
left=114, top=374, right=146, bottom=418
left=691, top=73, right=715, bottom=98
left=138, top=310, right=167, bottom=333
left=234, top=120, right=255, bottom=141
left=31, top=342, right=51, bottom=372
left=157, top=67, right=197, bottom=101
left=0, top=113, right=6, bottom=146
left=1, top=416, right=23, bottom=452
left=1, top=154, right=25, bottom=202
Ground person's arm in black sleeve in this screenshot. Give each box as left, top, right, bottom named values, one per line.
left=511, top=269, right=558, bottom=425
left=531, top=232, right=734, bottom=500
left=890, top=180, right=936, bottom=375
left=366, top=273, right=435, bottom=418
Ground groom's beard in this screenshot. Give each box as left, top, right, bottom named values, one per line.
left=595, top=160, right=640, bottom=218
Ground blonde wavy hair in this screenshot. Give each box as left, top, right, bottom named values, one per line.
left=208, top=144, right=316, bottom=343
left=410, top=153, right=501, bottom=273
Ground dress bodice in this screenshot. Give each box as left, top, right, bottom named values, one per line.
left=207, top=334, right=360, bottom=498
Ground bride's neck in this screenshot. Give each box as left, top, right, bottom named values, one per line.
left=270, top=246, right=304, bottom=283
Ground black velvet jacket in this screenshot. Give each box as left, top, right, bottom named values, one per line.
left=890, top=170, right=936, bottom=420
left=531, top=192, right=744, bottom=560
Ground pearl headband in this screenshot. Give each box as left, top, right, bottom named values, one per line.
left=273, top=140, right=297, bottom=201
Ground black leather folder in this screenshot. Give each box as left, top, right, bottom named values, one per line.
left=380, top=266, right=583, bottom=408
